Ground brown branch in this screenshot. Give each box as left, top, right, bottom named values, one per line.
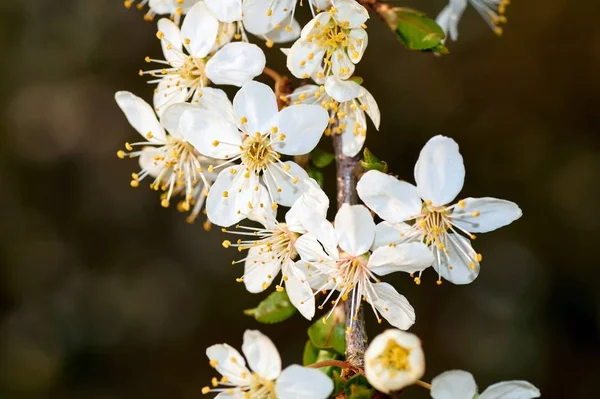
left=332, top=133, right=367, bottom=374
left=262, top=67, right=292, bottom=110
left=307, top=360, right=365, bottom=375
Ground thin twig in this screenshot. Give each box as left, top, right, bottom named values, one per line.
left=307, top=360, right=365, bottom=375
left=262, top=67, right=291, bottom=110
left=332, top=132, right=367, bottom=373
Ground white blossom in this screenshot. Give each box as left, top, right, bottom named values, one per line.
left=221, top=179, right=330, bottom=320
left=431, top=370, right=540, bottom=399
left=203, top=330, right=333, bottom=398
left=295, top=204, right=433, bottom=330
left=139, top=2, right=265, bottom=104
left=115, top=89, right=226, bottom=225
left=124, top=0, right=200, bottom=23
left=289, top=75, right=380, bottom=156
left=179, top=80, right=329, bottom=227
left=364, top=329, right=425, bottom=394
left=436, top=0, right=510, bottom=41
left=243, top=0, right=332, bottom=37
left=357, top=135, right=522, bottom=285
left=287, top=0, right=369, bottom=80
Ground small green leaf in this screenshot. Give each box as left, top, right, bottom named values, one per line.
left=307, top=315, right=346, bottom=355
left=349, top=76, right=364, bottom=85
left=302, top=340, right=319, bottom=366
left=390, top=7, right=449, bottom=53
left=307, top=164, right=325, bottom=187
left=243, top=290, right=297, bottom=324
left=311, top=148, right=335, bottom=168
left=332, top=369, right=347, bottom=395
left=360, top=148, right=388, bottom=173
left=345, top=374, right=374, bottom=399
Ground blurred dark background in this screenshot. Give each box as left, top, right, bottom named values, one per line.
left=1, top=0, right=599, bottom=397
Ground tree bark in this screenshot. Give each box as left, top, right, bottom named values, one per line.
left=332, top=133, right=368, bottom=371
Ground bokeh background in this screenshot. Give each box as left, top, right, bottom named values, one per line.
left=1, top=0, right=599, bottom=397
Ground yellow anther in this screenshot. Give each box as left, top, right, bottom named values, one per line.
left=211, top=377, right=218, bottom=387
left=472, top=211, right=480, bottom=217
left=117, top=150, right=126, bottom=159
left=271, top=202, right=278, bottom=210
left=156, top=31, right=165, bottom=40
left=212, top=140, right=219, bottom=147
left=266, top=9, right=273, bottom=16
left=240, top=116, right=248, bottom=124
left=285, top=25, right=292, bottom=32
left=125, top=142, right=133, bottom=151
left=130, top=180, right=139, bottom=188
left=223, top=191, right=229, bottom=198
left=144, top=56, right=151, bottom=63
left=161, top=199, right=170, bottom=208
left=283, top=164, right=291, bottom=171
left=476, top=253, right=483, bottom=262
left=236, top=278, right=244, bottom=283
left=184, top=38, right=191, bottom=45
left=201, top=386, right=210, bottom=394
left=436, top=279, right=442, bottom=286
left=208, top=165, right=214, bottom=173
left=222, top=240, right=232, bottom=248
left=414, top=277, right=421, bottom=285
left=266, top=40, right=274, bottom=48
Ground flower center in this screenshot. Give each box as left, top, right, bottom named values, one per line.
left=249, top=373, right=277, bottom=399
left=240, top=134, right=279, bottom=172
left=379, top=339, right=411, bottom=372
left=415, top=201, right=452, bottom=249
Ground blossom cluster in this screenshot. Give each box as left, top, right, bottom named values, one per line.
left=114, top=0, right=532, bottom=397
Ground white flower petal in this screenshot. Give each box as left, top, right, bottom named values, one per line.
left=205, top=42, right=266, bottom=87
left=159, top=102, right=197, bottom=138
left=115, top=91, right=166, bottom=142
left=205, top=0, right=242, bottom=22
left=480, top=381, right=541, bottom=399
left=435, top=0, right=468, bottom=42
left=157, top=18, right=183, bottom=63
left=295, top=259, right=332, bottom=291
left=287, top=39, right=325, bottom=79
left=333, top=0, right=369, bottom=28
left=179, top=108, right=242, bottom=159
left=414, top=135, right=465, bottom=206
left=368, top=242, right=434, bottom=276
left=339, top=106, right=366, bottom=157
left=193, top=87, right=235, bottom=122
left=214, top=392, right=246, bottom=399
left=372, top=221, right=418, bottom=249
left=243, top=0, right=294, bottom=35
left=244, top=246, right=282, bottom=293
left=272, top=105, right=328, bottom=155
left=180, top=2, right=220, bottom=58
left=285, top=178, right=329, bottom=233
left=371, top=282, right=415, bottom=330
left=348, top=27, right=368, bottom=64
left=431, top=370, right=478, bottom=399
left=452, top=197, right=522, bottom=233
left=139, top=147, right=167, bottom=177
left=153, top=79, right=187, bottom=119
left=233, top=80, right=278, bottom=135
left=242, top=330, right=282, bottom=380
left=324, top=76, right=362, bottom=103
left=283, top=263, right=316, bottom=320
left=264, top=16, right=301, bottom=43
left=331, top=48, right=355, bottom=80
left=276, top=365, right=334, bottom=399
left=206, top=343, right=251, bottom=386
left=357, top=170, right=422, bottom=223
left=301, top=12, right=331, bottom=39
left=294, top=234, right=333, bottom=263
left=364, top=330, right=424, bottom=394
left=206, top=167, right=260, bottom=227
left=263, top=161, right=309, bottom=206
left=359, top=86, right=380, bottom=129
left=334, top=204, right=375, bottom=256
left=434, top=233, right=480, bottom=285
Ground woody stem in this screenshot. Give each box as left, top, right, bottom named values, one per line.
left=332, top=132, right=367, bottom=371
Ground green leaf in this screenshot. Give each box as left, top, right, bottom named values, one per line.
left=302, top=340, right=319, bottom=366
left=243, top=290, right=297, bottom=324
left=307, top=315, right=346, bottom=355
left=349, top=76, right=364, bottom=85
left=332, top=369, right=347, bottom=395
left=391, top=7, right=449, bottom=53
left=345, top=374, right=374, bottom=399
left=307, top=164, right=325, bottom=187
left=360, top=148, right=388, bottom=173
left=311, top=148, right=335, bottom=168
